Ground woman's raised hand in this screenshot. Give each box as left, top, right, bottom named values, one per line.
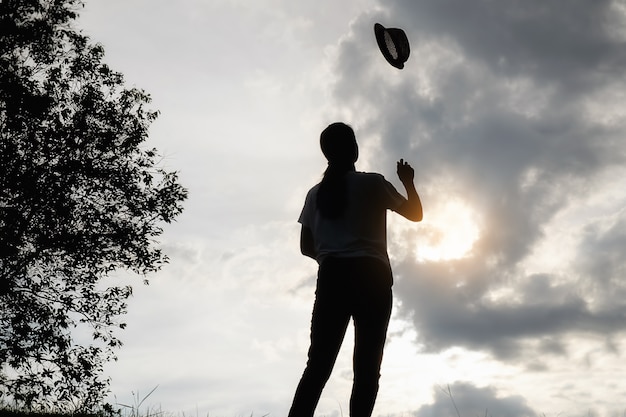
left=396, top=159, right=414, bottom=184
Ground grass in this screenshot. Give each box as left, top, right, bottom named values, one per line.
left=0, top=409, right=116, bottom=417
left=114, top=385, right=163, bottom=417
left=0, top=385, right=161, bottom=417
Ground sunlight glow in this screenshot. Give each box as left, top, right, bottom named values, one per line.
left=415, top=198, right=480, bottom=262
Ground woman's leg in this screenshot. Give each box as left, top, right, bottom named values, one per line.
left=288, top=258, right=351, bottom=417
left=350, top=259, right=393, bottom=417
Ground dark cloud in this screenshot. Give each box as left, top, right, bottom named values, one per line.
left=326, top=0, right=626, bottom=363
left=393, top=261, right=626, bottom=360
left=390, top=0, right=626, bottom=93
left=577, top=214, right=626, bottom=282
left=413, top=382, right=535, bottom=417
left=574, top=213, right=626, bottom=307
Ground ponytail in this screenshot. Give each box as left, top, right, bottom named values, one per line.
left=316, top=123, right=358, bottom=219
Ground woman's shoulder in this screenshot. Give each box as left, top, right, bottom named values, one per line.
left=350, top=171, right=386, bottom=182
left=305, top=182, right=321, bottom=197
left=346, top=172, right=390, bottom=194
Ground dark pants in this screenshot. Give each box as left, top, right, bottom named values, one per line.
left=288, top=256, right=393, bottom=417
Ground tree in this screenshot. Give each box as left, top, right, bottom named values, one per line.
left=0, top=0, right=188, bottom=411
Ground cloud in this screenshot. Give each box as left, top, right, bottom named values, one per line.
left=389, top=0, right=626, bottom=93
left=577, top=211, right=626, bottom=288
left=324, top=0, right=626, bottom=364
left=414, top=382, right=534, bottom=417
left=393, top=261, right=626, bottom=360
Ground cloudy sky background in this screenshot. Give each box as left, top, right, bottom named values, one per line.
left=75, top=1, right=626, bottom=416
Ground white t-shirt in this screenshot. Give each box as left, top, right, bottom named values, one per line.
left=298, top=171, right=407, bottom=266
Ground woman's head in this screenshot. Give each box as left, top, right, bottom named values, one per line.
left=320, top=122, right=358, bottom=165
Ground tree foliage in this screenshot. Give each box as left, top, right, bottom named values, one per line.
left=0, top=0, right=187, bottom=411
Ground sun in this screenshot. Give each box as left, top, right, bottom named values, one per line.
left=415, top=198, right=480, bottom=262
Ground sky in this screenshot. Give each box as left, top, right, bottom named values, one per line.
left=73, top=1, right=626, bottom=416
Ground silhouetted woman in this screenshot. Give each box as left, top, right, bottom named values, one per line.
left=289, top=122, right=422, bottom=417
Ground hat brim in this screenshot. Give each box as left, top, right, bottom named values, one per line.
left=374, top=23, right=410, bottom=69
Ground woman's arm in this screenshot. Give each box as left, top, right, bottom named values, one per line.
left=300, top=225, right=317, bottom=259
left=395, top=159, right=423, bottom=222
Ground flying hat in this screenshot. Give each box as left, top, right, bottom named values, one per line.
left=374, top=23, right=410, bottom=69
